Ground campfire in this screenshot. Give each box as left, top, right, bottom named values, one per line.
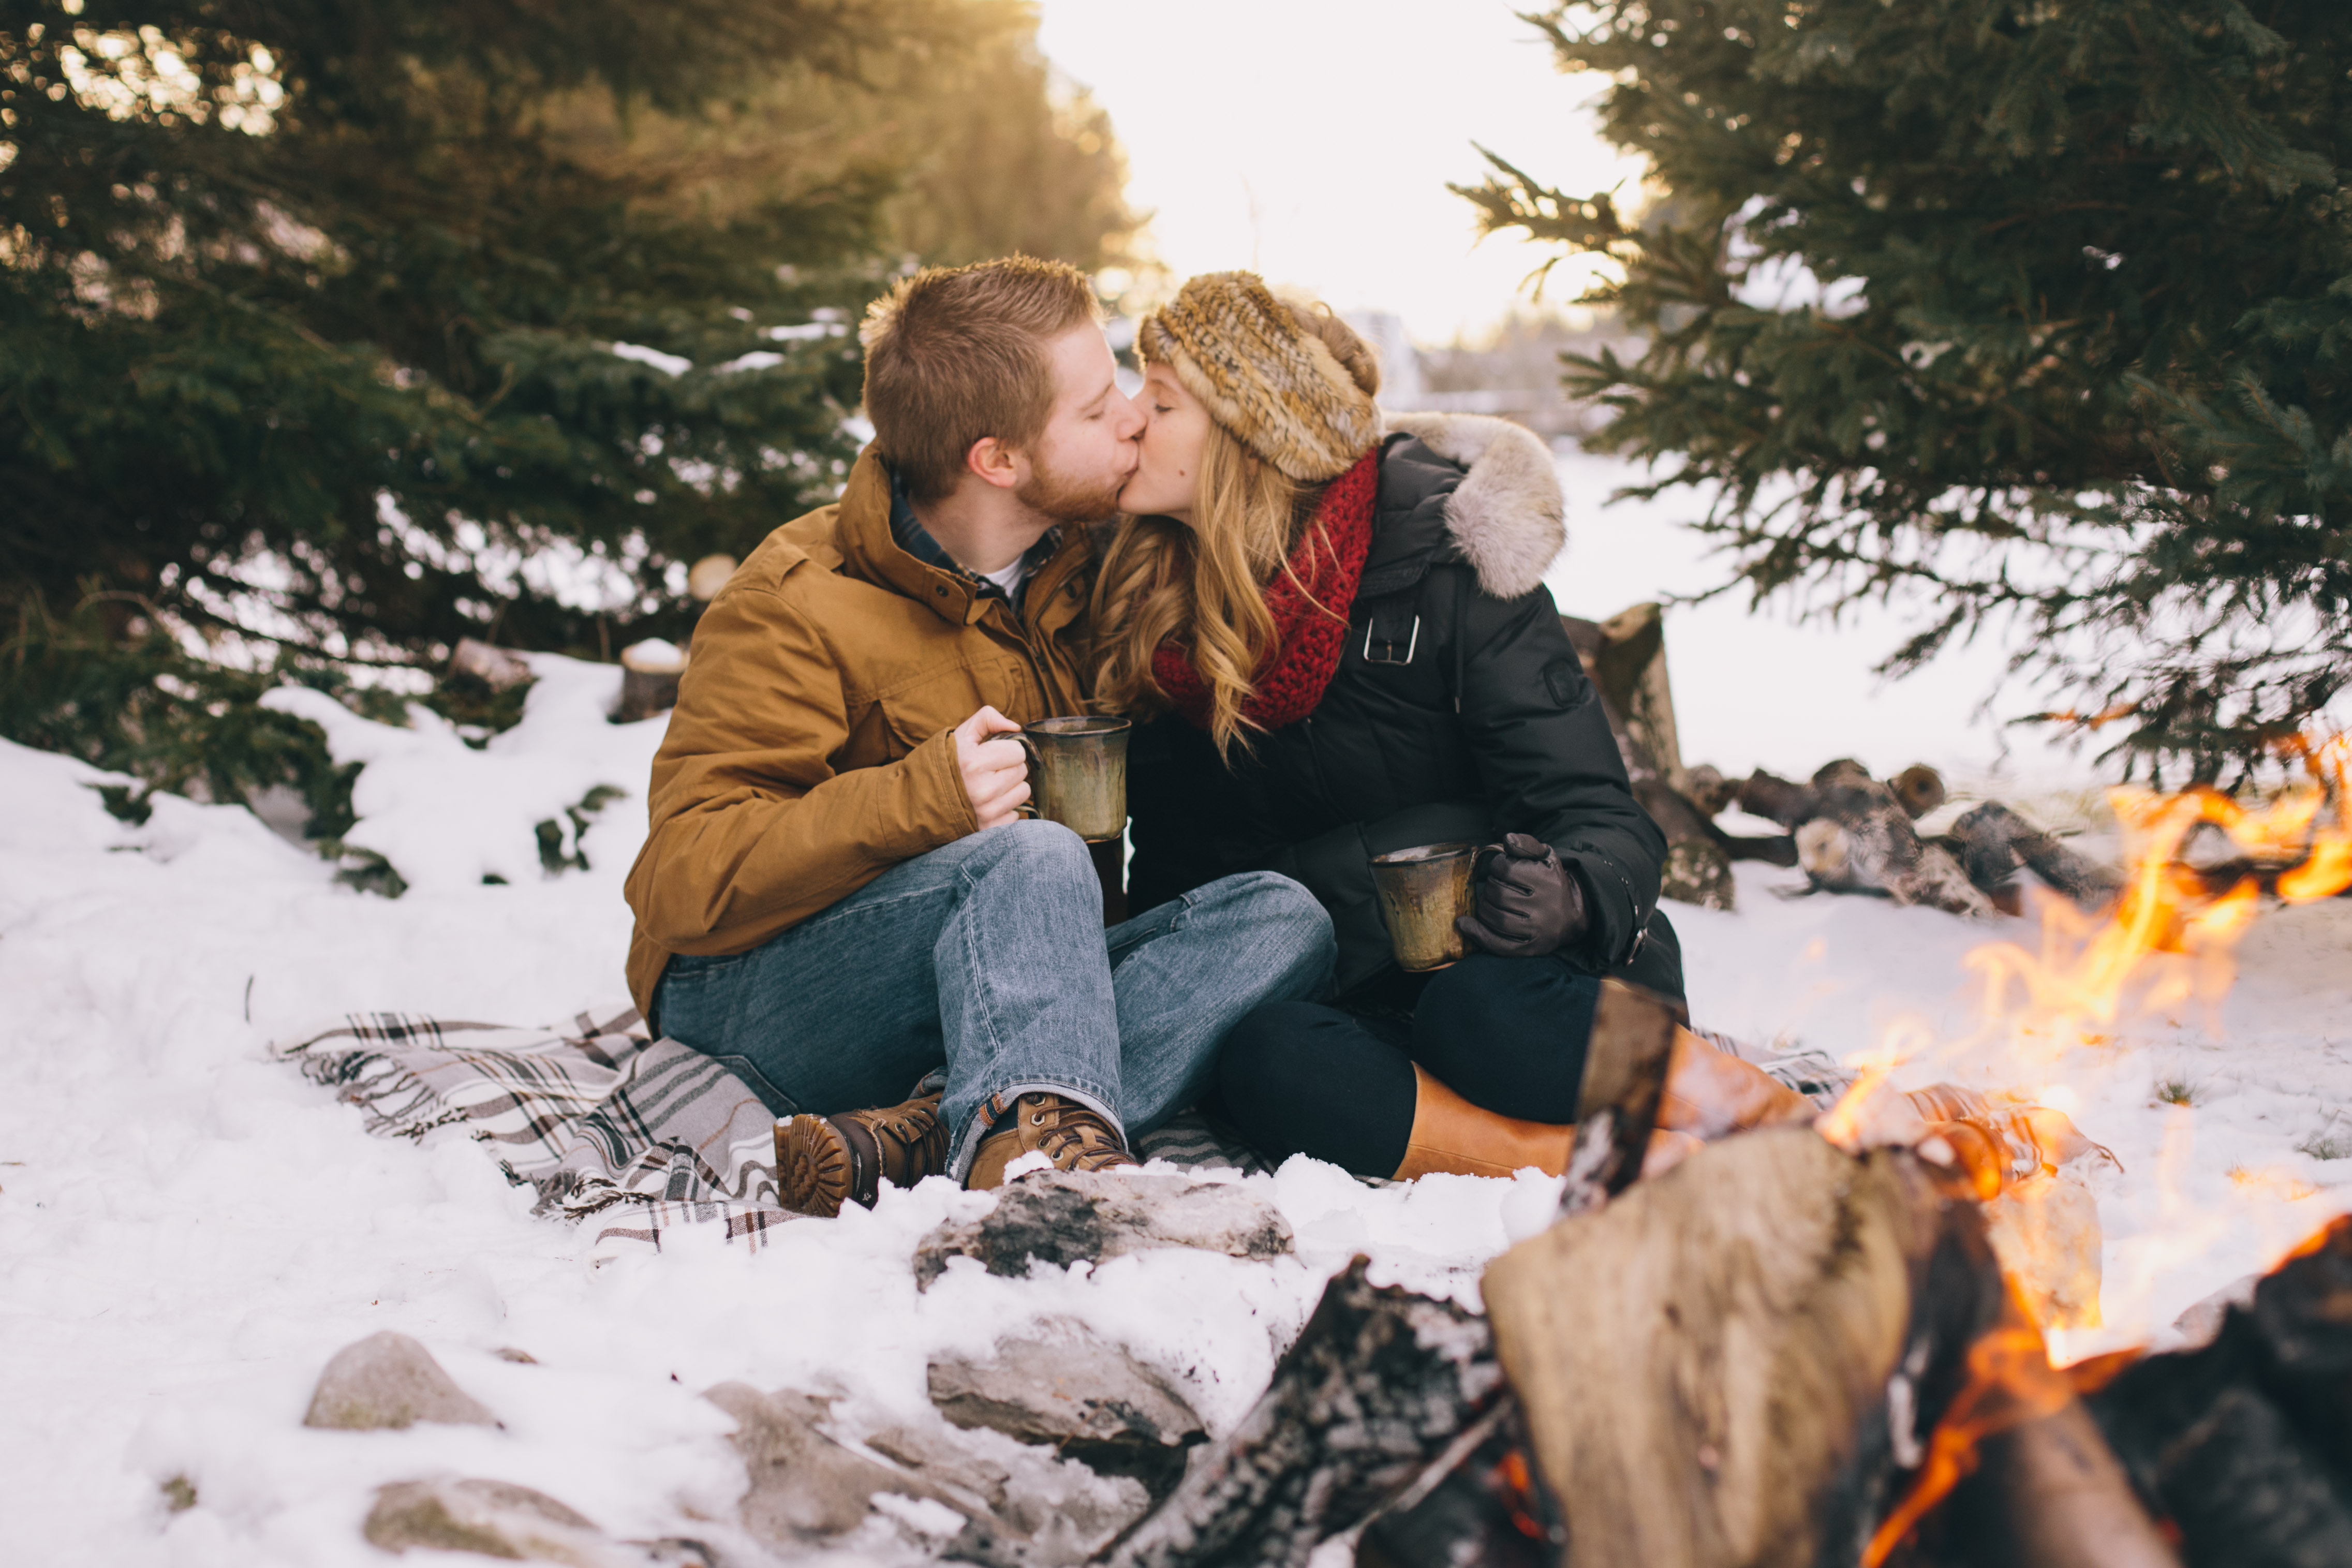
left=1057, top=736, right=2352, bottom=1568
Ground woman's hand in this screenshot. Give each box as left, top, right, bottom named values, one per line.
left=953, top=706, right=1031, bottom=830
left=1456, top=833, right=1589, bottom=957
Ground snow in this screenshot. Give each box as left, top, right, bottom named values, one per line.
left=608, top=342, right=693, bottom=378
left=5, top=654, right=2349, bottom=1559
left=713, top=351, right=786, bottom=374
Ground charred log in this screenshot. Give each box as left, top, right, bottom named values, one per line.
left=1355, top=1396, right=1558, bottom=1568
left=2082, top=1216, right=2352, bottom=1567
left=1062, top=1258, right=1503, bottom=1568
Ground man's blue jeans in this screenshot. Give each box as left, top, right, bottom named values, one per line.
left=654, top=819, right=1336, bottom=1179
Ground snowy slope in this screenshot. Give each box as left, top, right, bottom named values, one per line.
left=3, top=654, right=2347, bottom=1563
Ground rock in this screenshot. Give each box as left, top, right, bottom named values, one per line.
left=912, top=1171, right=1291, bottom=1292
left=362, top=1477, right=645, bottom=1564
left=928, top=1317, right=1204, bottom=1495
left=865, top=1423, right=1013, bottom=1511
left=302, top=1332, right=497, bottom=1431
left=704, top=1381, right=978, bottom=1546
left=1983, top=1171, right=2104, bottom=1330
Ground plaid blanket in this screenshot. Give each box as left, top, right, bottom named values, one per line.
left=272, top=1005, right=1268, bottom=1259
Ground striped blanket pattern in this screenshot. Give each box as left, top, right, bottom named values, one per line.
left=271, top=1005, right=1268, bottom=1258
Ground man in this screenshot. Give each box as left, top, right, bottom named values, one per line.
left=623, top=257, right=1334, bottom=1217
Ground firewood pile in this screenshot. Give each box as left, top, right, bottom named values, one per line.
left=1562, top=606, right=2120, bottom=918
left=1039, top=984, right=2352, bottom=1568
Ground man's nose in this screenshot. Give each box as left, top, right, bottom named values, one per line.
left=1114, top=391, right=1146, bottom=441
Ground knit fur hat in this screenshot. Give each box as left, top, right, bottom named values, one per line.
left=1137, top=272, right=1381, bottom=483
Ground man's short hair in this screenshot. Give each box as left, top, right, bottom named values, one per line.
left=859, top=256, right=1102, bottom=503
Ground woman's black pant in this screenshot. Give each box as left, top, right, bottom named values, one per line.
left=1214, top=941, right=1678, bottom=1178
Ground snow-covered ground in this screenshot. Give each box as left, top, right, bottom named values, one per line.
left=5, top=605, right=2348, bottom=1559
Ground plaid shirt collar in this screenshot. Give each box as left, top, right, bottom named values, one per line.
left=886, top=464, right=1060, bottom=603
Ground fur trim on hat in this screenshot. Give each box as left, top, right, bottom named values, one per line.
left=1139, top=272, right=1381, bottom=483
left=1383, top=412, right=1567, bottom=600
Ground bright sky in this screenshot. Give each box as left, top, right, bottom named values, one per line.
left=1033, top=0, right=1646, bottom=344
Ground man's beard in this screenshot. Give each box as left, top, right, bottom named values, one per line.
left=1016, top=453, right=1129, bottom=525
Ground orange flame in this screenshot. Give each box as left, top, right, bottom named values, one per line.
left=1862, top=1306, right=2075, bottom=1567
left=1845, top=732, right=2352, bottom=1555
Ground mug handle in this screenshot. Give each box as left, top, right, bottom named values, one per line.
left=1010, top=729, right=1041, bottom=819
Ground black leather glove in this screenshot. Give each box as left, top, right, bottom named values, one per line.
left=1457, top=833, right=1589, bottom=958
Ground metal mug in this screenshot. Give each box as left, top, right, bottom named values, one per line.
left=1014, top=716, right=1131, bottom=842
left=1370, top=841, right=1479, bottom=971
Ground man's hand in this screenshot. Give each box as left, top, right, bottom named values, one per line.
left=1456, top=833, right=1589, bottom=957
left=954, top=706, right=1030, bottom=830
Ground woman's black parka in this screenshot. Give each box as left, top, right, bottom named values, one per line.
left=1124, top=413, right=1684, bottom=1002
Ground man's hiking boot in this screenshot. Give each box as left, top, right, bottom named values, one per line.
left=774, top=1082, right=949, bottom=1218
left=966, top=1092, right=1137, bottom=1190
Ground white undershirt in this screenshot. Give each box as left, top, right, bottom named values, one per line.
left=979, top=554, right=1032, bottom=603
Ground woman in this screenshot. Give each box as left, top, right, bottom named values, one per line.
left=1092, top=271, right=1812, bottom=1180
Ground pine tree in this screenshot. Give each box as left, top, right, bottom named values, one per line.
left=1465, top=0, right=2352, bottom=779
left=0, top=0, right=1131, bottom=672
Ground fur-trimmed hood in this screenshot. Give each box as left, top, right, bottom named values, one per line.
left=1380, top=411, right=1565, bottom=600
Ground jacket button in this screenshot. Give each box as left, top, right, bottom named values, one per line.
left=935, top=585, right=948, bottom=596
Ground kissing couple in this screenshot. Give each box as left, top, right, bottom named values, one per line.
left=622, top=255, right=1808, bottom=1215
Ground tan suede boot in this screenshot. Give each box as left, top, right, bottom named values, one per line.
left=966, top=1092, right=1137, bottom=1190
left=774, top=1080, right=949, bottom=1218
left=1391, top=1066, right=1574, bottom=1180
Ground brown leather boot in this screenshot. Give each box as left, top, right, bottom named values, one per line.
left=1392, top=1066, right=1574, bottom=1180
left=966, top=1092, right=1138, bottom=1190
left=774, top=1081, right=949, bottom=1218
left=1655, top=1028, right=1816, bottom=1141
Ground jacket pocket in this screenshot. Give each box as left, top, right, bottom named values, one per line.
left=872, top=658, right=1035, bottom=757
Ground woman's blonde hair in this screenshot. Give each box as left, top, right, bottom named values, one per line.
left=1090, top=300, right=1379, bottom=757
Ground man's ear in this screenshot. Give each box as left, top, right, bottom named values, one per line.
left=965, top=435, right=1024, bottom=492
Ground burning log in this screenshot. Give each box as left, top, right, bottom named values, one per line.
left=1484, top=1123, right=2174, bottom=1568
left=2076, top=1216, right=2352, bottom=1567
left=1484, top=1130, right=2002, bottom=1567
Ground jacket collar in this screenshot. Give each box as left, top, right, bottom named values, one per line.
left=1358, top=412, right=1567, bottom=601
left=833, top=446, right=1088, bottom=629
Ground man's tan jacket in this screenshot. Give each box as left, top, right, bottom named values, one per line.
left=622, top=449, right=1093, bottom=1020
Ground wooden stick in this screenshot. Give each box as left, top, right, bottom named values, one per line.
left=1556, top=980, right=1681, bottom=1216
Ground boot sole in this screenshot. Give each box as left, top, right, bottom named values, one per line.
left=775, top=1116, right=855, bottom=1218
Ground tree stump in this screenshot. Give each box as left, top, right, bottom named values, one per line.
left=617, top=639, right=688, bottom=722
left=1561, top=610, right=1740, bottom=908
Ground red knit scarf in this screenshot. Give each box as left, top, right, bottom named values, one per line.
left=1152, top=446, right=1381, bottom=735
